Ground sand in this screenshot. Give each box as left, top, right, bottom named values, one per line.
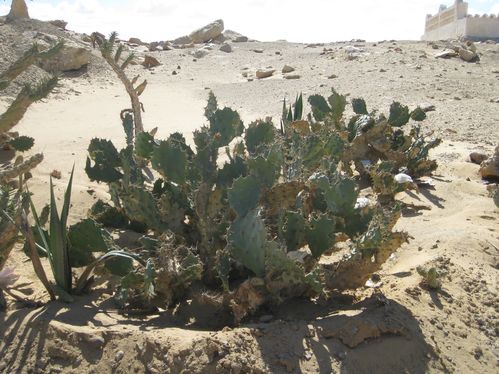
left=0, top=18, right=498, bottom=373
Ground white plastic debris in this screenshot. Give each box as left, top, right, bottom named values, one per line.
left=394, top=173, right=413, bottom=184
left=354, top=197, right=370, bottom=209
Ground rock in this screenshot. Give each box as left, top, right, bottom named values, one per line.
left=256, top=69, right=275, bottom=79
left=490, top=97, right=499, bottom=103
left=234, top=36, right=249, bottom=43
left=49, top=20, right=67, bottom=29
left=479, top=146, right=499, bottom=180
left=284, top=74, right=301, bottom=80
left=129, top=37, right=143, bottom=45
left=470, top=152, right=488, bottom=165
left=142, top=55, right=161, bottom=68
left=149, top=42, right=160, bottom=52
left=435, top=49, right=458, bottom=59
left=282, top=65, right=295, bottom=74
left=189, top=19, right=224, bottom=44
left=219, top=43, right=232, bottom=53
left=252, top=49, right=264, bottom=53
left=192, top=48, right=209, bottom=59
left=115, top=350, right=125, bottom=362
left=327, top=74, right=338, bottom=79
left=7, top=0, right=29, bottom=20
left=81, top=34, right=92, bottom=43
left=458, top=48, right=477, bottom=62
left=38, top=40, right=91, bottom=72
left=419, top=102, right=436, bottom=112
left=172, top=35, right=192, bottom=45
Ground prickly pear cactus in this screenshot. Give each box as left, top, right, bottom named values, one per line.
left=85, top=88, right=440, bottom=321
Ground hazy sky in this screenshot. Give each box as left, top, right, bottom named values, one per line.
left=1, top=0, right=498, bottom=42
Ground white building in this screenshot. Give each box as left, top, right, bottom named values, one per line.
left=422, top=0, right=499, bottom=41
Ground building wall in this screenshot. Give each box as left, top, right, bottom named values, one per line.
left=465, top=15, right=499, bottom=40
left=422, top=1, right=499, bottom=41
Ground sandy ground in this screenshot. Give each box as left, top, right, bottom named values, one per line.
left=0, top=18, right=498, bottom=373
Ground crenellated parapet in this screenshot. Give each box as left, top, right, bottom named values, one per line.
left=422, top=1, right=499, bottom=41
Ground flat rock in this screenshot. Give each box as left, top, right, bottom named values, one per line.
left=256, top=69, right=275, bottom=79
left=284, top=74, right=301, bottom=80
left=435, top=49, right=458, bottom=59
left=49, top=20, right=67, bottom=29
left=234, top=36, right=249, bottom=43
left=189, top=19, right=224, bottom=44
left=172, top=35, right=192, bottom=45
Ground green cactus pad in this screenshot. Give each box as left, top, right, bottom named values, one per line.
left=228, top=175, right=261, bottom=217
left=306, top=214, right=336, bottom=258
left=388, top=102, right=410, bottom=127
left=245, top=120, right=276, bottom=154
left=8, top=136, right=34, bottom=152
left=352, top=98, right=368, bottom=115
left=209, top=107, right=244, bottom=147
left=152, top=139, right=188, bottom=185
left=228, top=209, right=266, bottom=276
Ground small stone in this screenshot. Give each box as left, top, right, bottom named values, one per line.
left=327, top=74, right=338, bottom=79
left=256, top=69, right=275, bottom=79
left=252, top=49, right=264, bottom=53
left=219, top=43, right=232, bottom=53
left=282, top=65, right=295, bottom=73
left=469, top=152, right=488, bottom=165
left=283, top=74, right=301, bottom=80
left=419, top=102, right=436, bottom=112
left=233, top=36, right=249, bottom=43
left=115, top=350, right=124, bottom=362
left=50, top=170, right=62, bottom=179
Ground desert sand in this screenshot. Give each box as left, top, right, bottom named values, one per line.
left=0, top=16, right=498, bottom=373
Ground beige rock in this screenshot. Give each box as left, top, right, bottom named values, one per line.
left=38, top=40, right=91, bottom=72
left=172, top=35, right=192, bottom=45
left=142, top=55, right=161, bottom=68
left=129, top=37, right=143, bottom=45
left=282, top=65, right=295, bottom=74
left=479, top=146, right=499, bottom=180
left=49, top=20, right=67, bottom=30
left=284, top=74, right=301, bottom=80
left=469, top=152, right=488, bottom=165
left=7, top=0, right=29, bottom=20
left=189, top=19, right=224, bottom=44
left=234, top=36, right=249, bottom=43
left=256, top=69, right=275, bottom=79
left=458, top=48, right=477, bottom=62
left=435, top=49, right=458, bottom=59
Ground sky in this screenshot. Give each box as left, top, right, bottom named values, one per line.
left=1, top=0, right=498, bottom=42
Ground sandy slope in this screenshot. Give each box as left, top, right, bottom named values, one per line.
left=0, top=19, right=498, bottom=373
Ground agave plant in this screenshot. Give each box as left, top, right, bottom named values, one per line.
left=26, top=168, right=145, bottom=301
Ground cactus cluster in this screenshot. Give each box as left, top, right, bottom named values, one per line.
left=85, top=85, right=441, bottom=321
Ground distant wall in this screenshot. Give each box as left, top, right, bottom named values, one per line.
left=422, top=1, right=499, bottom=41
left=465, top=15, right=499, bottom=41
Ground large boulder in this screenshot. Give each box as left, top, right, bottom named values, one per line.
left=189, top=19, right=224, bottom=44
left=7, top=0, right=29, bottom=20
left=479, top=146, right=499, bottom=180
left=172, top=35, right=193, bottom=45
left=39, top=40, right=91, bottom=72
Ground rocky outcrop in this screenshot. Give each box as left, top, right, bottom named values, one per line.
left=39, top=40, right=91, bottom=72
left=49, top=20, right=67, bottom=30
left=7, top=0, right=29, bottom=20
left=189, top=19, right=224, bottom=44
